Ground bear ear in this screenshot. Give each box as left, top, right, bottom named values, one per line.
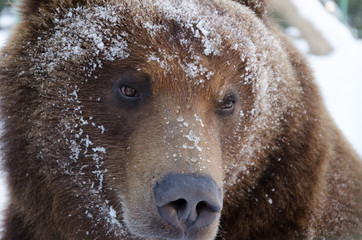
left=233, top=0, right=269, bottom=18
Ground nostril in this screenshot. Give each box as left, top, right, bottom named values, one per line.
left=196, top=200, right=221, bottom=214
left=171, top=198, right=188, bottom=222
left=173, top=199, right=187, bottom=212
left=196, top=201, right=208, bottom=214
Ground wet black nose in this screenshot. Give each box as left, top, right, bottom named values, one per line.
left=153, top=174, right=223, bottom=232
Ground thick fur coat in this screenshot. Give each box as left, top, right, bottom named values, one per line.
left=0, top=0, right=361, bottom=239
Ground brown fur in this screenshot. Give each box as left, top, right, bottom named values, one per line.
left=0, top=0, right=361, bottom=239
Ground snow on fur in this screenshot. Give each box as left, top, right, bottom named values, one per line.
left=21, top=0, right=301, bottom=235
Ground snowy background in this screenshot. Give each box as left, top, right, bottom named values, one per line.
left=0, top=0, right=361, bottom=234
left=0, top=6, right=16, bottom=232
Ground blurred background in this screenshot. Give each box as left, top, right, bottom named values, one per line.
left=0, top=0, right=362, bottom=235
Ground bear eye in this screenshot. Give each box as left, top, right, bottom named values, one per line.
left=220, top=99, right=235, bottom=110
left=217, top=95, right=236, bottom=116
left=120, top=86, right=139, bottom=98
left=114, top=72, right=150, bottom=106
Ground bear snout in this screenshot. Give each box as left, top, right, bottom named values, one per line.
left=153, top=174, right=223, bottom=238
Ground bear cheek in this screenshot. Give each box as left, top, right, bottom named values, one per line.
left=119, top=113, right=224, bottom=238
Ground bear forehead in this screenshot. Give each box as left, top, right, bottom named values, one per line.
left=27, top=0, right=274, bottom=84
left=24, top=0, right=296, bottom=114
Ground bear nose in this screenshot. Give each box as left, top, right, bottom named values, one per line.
left=153, top=174, right=223, bottom=233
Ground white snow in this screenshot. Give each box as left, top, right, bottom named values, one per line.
left=177, top=115, right=185, bottom=122
left=32, top=5, right=130, bottom=77
left=0, top=8, right=12, bottom=233
left=194, top=113, right=205, bottom=127
left=92, top=147, right=106, bottom=153
left=289, top=0, right=362, bottom=156
left=183, top=130, right=203, bottom=152
left=291, top=0, right=355, bottom=48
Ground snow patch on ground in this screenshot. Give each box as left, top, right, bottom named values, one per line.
left=0, top=9, right=11, bottom=232
left=0, top=29, right=9, bottom=48
left=0, top=120, right=8, bottom=233
left=290, top=0, right=362, bottom=156
left=309, top=41, right=362, bottom=156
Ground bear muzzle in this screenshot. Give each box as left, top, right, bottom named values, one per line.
left=153, top=174, right=223, bottom=239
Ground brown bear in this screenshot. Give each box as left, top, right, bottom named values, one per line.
left=0, top=0, right=361, bottom=239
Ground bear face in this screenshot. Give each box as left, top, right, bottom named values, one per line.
left=1, top=0, right=361, bottom=239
